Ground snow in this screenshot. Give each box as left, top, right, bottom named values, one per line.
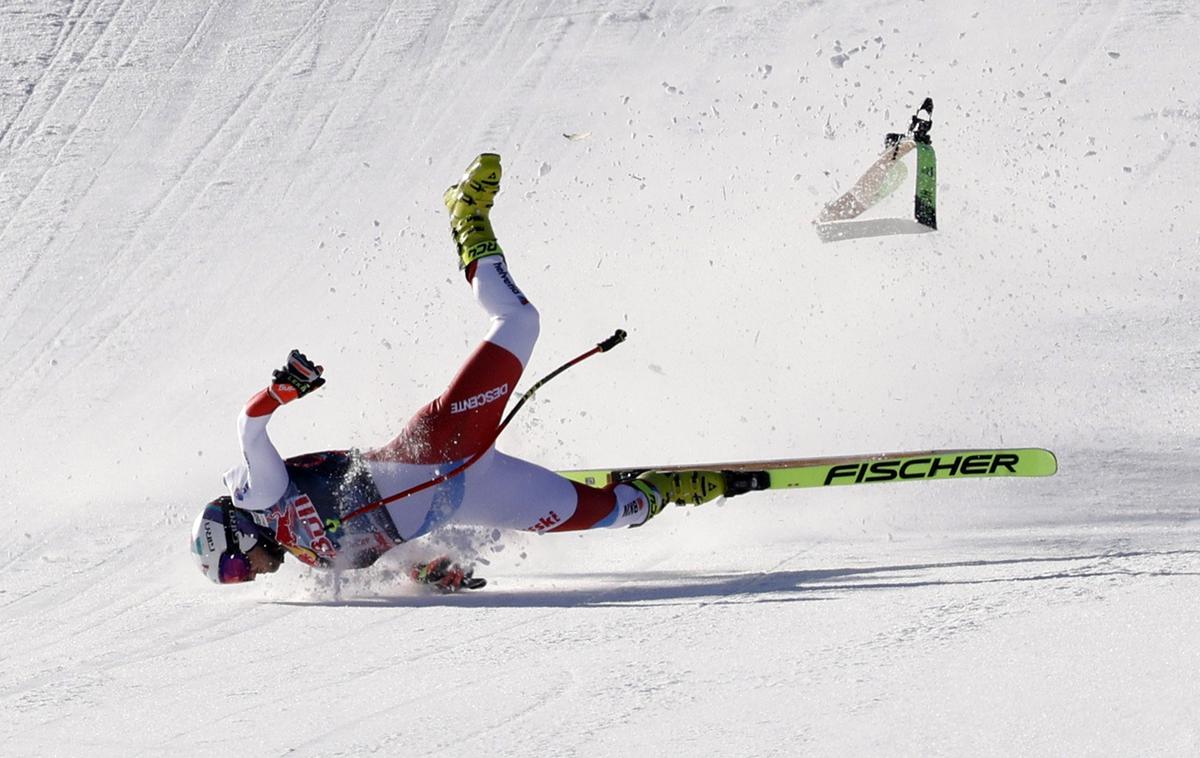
left=2, top=0, right=1199, bottom=754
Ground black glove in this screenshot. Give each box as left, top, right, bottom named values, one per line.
left=409, top=556, right=486, bottom=592
left=267, top=350, right=325, bottom=405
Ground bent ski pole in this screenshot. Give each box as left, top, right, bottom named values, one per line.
left=338, top=329, right=627, bottom=523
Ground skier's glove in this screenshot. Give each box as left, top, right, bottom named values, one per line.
left=268, top=350, right=325, bottom=405
left=410, top=556, right=479, bottom=593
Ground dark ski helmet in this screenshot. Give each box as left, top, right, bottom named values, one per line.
left=190, top=496, right=279, bottom=584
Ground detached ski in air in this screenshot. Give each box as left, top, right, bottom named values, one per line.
left=817, top=97, right=937, bottom=232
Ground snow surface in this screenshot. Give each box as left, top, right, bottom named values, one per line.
left=2, top=0, right=1199, bottom=755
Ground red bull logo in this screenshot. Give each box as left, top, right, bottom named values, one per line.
left=270, top=502, right=299, bottom=546
left=295, top=496, right=336, bottom=558
left=270, top=495, right=337, bottom=559
left=286, top=545, right=322, bottom=566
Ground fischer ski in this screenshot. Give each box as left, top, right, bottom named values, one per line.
left=558, top=447, right=1057, bottom=493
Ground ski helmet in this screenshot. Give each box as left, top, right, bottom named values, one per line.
left=190, top=496, right=275, bottom=584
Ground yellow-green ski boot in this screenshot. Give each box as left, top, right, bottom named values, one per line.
left=629, top=470, right=728, bottom=525
left=444, top=153, right=504, bottom=269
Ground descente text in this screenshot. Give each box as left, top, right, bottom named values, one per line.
left=450, top=384, right=509, bottom=415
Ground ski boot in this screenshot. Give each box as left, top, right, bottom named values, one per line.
left=629, top=470, right=728, bottom=525
left=410, top=556, right=487, bottom=592
left=444, top=153, right=504, bottom=269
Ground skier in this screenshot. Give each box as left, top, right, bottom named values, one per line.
left=190, top=154, right=732, bottom=590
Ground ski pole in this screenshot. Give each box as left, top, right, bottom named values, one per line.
left=338, top=329, right=627, bottom=523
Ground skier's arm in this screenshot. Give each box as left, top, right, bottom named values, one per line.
left=223, top=351, right=325, bottom=511
left=224, top=393, right=289, bottom=510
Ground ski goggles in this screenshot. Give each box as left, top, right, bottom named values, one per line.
left=218, top=552, right=253, bottom=584
left=218, top=501, right=259, bottom=584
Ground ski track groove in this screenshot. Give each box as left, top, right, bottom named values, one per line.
left=175, top=0, right=225, bottom=60
left=347, top=0, right=398, bottom=86
left=75, top=604, right=296, bottom=686
left=0, top=540, right=136, bottom=621
left=21, top=0, right=112, bottom=154
left=39, top=0, right=164, bottom=177
left=113, top=0, right=334, bottom=258
left=71, top=598, right=472, bottom=753
left=0, top=0, right=140, bottom=323
left=425, top=666, right=576, bottom=756
left=9, top=0, right=131, bottom=159
left=11, top=0, right=226, bottom=310
left=1032, top=0, right=1091, bottom=85
left=9, top=608, right=312, bottom=753
left=64, top=0, right=338, bottom=365
left=268, top=606, right=574, bottom=756
left=0, top=0, right=160, bottom=406
left=0, top=523, right=68, bottom=575
left=396, top=2, right=455, bottom=161
left=260, top=554, right=692, bottom=754
left=1, top=596, right=309, bottom=725
left=399, top=0, right=507, bottom=162
left=474, top=0, right=526, bottom=147
left=0, top=0, right=88, bottom=151
left=504, top=0, right=573, bottom=126
left=91, top=0, right=328, bottom=269
left=303, top=0, right=396, bottom=155
left=8, top=0, right=337, bottom=391
left=1059, top=0, right=1128, bottom=87
left=137, top=600, right=527, bottom=753
left=0, top=0, right=101, bottom=242
left=302, top=105, right=336, bottom=155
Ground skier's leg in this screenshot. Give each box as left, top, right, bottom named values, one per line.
left=469, top=256, right=539, bottom=367
left=625, top=470, right=728, bottom=524
left=365, top=154, right=538, bottom=465
left=453, top=451, right=650, bottom=531
left=453, top=453, right=729, bottom=532
left=408, top=461, right=733, bottom=591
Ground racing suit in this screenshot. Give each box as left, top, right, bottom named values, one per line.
left=223, top=257, right=651, bottom=569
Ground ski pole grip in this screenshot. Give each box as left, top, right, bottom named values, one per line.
left=598, top=329, right=627, bottom=352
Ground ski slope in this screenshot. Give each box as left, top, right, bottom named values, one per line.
left=2, top=0, right=1199, bottom=754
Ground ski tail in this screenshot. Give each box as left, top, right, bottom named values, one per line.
left=558, top=448, right=1057, bottom=492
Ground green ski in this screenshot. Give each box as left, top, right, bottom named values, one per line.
left=911, top=97, right=937, bottom=229
left=558, top=447, right=1057, bottom=494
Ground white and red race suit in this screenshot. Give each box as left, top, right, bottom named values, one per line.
left=223, top=257, right=650, bottom=569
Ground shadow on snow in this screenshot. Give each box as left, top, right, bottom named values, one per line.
left=266, top=549, right=1200, bottom=609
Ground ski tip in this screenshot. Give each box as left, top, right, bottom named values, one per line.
left=1016, top=447, right=1058, bottom=476
left=1040, top=448, right=1059, bottom=476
